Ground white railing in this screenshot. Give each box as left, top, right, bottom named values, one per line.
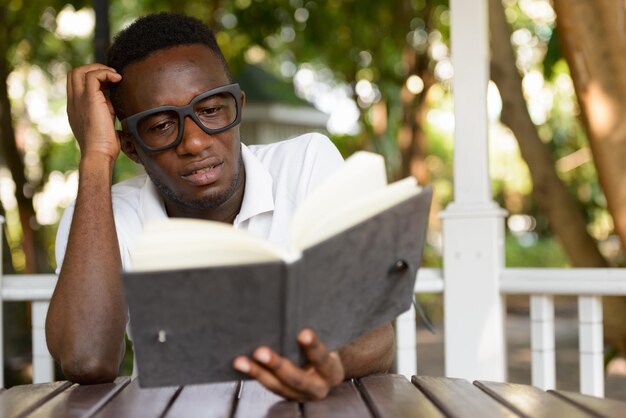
left=0, top=274, right=57, bottom=387
left=396, top=268, right=445, bottom=375
left=500, top=268, right=626, bottom=397
left=2, top=266, right=626, bottom=399
left=397, top=267, right=626, bottom=399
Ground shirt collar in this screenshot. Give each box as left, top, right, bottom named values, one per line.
left=235, top=143, right=275, bottom=225
left=140, top=175, right=168, bottom=224
left=139, top=144, right=275, bottom=225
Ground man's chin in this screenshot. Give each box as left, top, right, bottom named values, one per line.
left=152, top=179, right=226, bottom=211
left=171, top=189, right=231, bottom=211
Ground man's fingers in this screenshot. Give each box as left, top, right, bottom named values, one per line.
left=231, top=334, right=346, bottom=401
left=256, top=347, right=332, bottom=400
left=70, top=63, right=117, bottom=81
left=233, top=356, right=308, bottom=401
left=83, top=69, right=122, bottom=97
left=69, top=65, right=120, bottom=98
left=298, top=329, right=344, bottom=386
left=233, top=349, right=331, bottom=401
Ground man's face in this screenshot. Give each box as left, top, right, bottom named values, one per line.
left=119, top=44, right=245, bottom=218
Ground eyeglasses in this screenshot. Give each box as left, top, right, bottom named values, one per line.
left=121, top=83, right=242, bottom=152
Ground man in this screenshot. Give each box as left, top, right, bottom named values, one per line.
left=46, top=12, right=394, bottom=401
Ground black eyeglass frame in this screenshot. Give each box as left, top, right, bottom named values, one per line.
left=121, top=83, right=242, bottom=153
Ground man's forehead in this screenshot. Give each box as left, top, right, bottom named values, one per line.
left=125, top=45, right=227, bottom=79
left=121, top=45, right=230, bottom=108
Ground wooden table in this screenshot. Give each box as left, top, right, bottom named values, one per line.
left=2, top=374, right=625, bottom=418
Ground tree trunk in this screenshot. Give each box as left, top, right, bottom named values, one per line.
left=553, top=0, right=626, bottom=254
left=552, top=0, right=626, bottom=355
left=397, top=0, right=434, bottom=184
left=489, top=0, right=608, bottom=268
left=93, top=0, right=110, bottom=64
left=0, top=21, right=38, bottom=274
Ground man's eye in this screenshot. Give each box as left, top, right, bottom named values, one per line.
left=197, top=106, right=223, bottom=117
left=150, top=120, right=176, bottom=132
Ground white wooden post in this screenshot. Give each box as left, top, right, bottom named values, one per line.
left=578, top=296, right=604, bottom=397
left=0, top=215, right=4, bottom=388
left=395, top=305, right=417, bottom=378
left=530, top=295, right=556, bottom=389
left=32, top=301, right=54, bottom=383
left=442, top=0, right=507, bottom=381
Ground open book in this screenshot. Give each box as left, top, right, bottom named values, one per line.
left=123, top=151, right=433, bottom=387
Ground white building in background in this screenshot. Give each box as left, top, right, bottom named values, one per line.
left=235, top=64, right=329, bottom=145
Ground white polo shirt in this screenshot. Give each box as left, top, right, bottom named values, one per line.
left=55, top=133, right=345, bottom=272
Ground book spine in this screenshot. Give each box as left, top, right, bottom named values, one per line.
left=282, top=259, right=303, bottom=365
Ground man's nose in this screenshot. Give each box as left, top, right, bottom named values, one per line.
left=176, top=116, right=213, bottom=155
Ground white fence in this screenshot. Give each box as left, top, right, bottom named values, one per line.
left=0, top=274, right=56, bottom=386
left=500, top=268, right=626, bottom=397
left=3, top=267, right=625, bottom=399
left=397, top=267, right=626, bottom=398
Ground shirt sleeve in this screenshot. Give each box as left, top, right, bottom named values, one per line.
left=53, top=189, right=140, bottom=274
left=297, top=133, right=345, bottom=199
left=54, top=203, right=75, bottom=274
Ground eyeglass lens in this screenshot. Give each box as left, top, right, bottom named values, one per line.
left=135, top=92, right=238, bottom=148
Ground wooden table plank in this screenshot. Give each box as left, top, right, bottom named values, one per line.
left=232, top=380, right=298, bottom=418
left=412, top=376, right=519, bottom=418
left=164, top=381, right=239, bottom=418
left=357, top=374, right=445, bottom=418
left=92, top=379, right=179, bottom=418
left=550, top=390, right=626, bottom=418
left=25, top=377, right=130, bottom=418
left=303, top=379, right=372, bottom=418
left=0, top=381, right=72, bottom=418
left=474, top=381, right=594, bottom=418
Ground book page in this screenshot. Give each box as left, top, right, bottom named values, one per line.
left=292, top=176, right=422, bottom=249
left=289, top=151, right=388, bottom=247
left=129, top=151, right=419, bottom=271
left=129, top=219, right=296, bottom=272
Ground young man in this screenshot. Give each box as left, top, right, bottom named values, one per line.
left=46, top=12, right=394, bottom=401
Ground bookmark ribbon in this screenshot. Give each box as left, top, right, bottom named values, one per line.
left=392, top=259, right=436, bottom=334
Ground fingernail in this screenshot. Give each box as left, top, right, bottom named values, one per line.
left=234, top=357, right=251, bottom=373
left=254, top=348, right=271, bottom=364
left=299, top=330, right=313, bottom=345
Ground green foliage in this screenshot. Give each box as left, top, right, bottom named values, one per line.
left=3, top=1, right=92, bottom=70
left=505, top=233, right=569, bottom=267
left=329, top=133, right=366, bottom=159
left=1, top=0, right=614, bottom=272
left=543, top=28, right=562, bottom=80
left=44, top=141, right=80, bottom=174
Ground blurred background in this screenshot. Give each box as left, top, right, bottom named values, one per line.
left=1, top=0, right=626, bottom=392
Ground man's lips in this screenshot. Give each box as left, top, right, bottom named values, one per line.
left=181, top=161, right=224, bottom=186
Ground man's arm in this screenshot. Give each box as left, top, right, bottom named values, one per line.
left=45, top=64, right=126, bottom=383
left=233, top=323, right=395, bottom=401
left=339, top=322, right=395, bottom=378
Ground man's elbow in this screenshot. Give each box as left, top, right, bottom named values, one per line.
left=378, top=323, right=396, bottom=373
left=340, top=322, right=396, bottom=378
left=51, top=340, right=122, bottom=384
left=59, top=355, right=119, bottom=384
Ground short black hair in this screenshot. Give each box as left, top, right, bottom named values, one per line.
left=106, top=12, right=232, bottom=118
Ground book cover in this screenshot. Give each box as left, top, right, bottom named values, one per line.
left=123, top=186, right=432, bottom=387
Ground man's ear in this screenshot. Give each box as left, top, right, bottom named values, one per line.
left=118, top=131, right=143, bottom=165
left=240, top=91, right=246, bottom=112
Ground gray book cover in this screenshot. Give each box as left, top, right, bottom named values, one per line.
left=122, top=186, right=432, bottom=387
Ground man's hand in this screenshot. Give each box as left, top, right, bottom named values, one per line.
left=233, top=329, right=345, bottom=401
left=66, top=63, right=122, bottom=162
